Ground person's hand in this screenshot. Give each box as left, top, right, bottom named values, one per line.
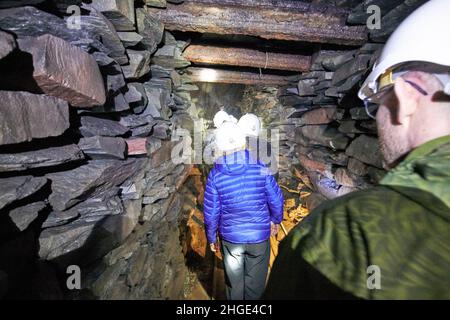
left=271, top=222, right=280, bottom=237
left=210, top=243, right=219, bottom=252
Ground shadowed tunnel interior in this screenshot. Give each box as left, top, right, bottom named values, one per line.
left=0, top=0, right=435, bottom=300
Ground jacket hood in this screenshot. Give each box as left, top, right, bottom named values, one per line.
left=381, top=135, right=450, bottom=220
left=215, top=150, right=252, bottom=175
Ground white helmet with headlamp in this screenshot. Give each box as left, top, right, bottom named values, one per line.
left=358, top=0, right=450, bottom=103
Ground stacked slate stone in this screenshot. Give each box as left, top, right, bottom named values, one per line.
left=275, top=0, right=426, bottom=203
left=346, top=0, right=428, bottom=43
left=276, top=41, right=384, bottom=202
left=0, top=0, right=195, bottom=300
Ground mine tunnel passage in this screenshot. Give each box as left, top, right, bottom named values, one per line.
left=0, top=0, right=415, bottom=300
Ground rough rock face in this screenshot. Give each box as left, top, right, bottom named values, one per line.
left=0, top=30, right=15, bottom=59
left=79, top=115, right=129, bottom=137
left=0, top=145, right=84, bottom=172
left=47, top=159, right=144, bottom=211
left=80, top=5, right=128, bottom=65
left=345, top=135, right=384, bottom=169
left=136, top=8, right=164, bottom=54
left=9, top=201, right=47, bottom=231
left=18, top=34, right=106, bottom=107
left=0, top=6, right=104, bottom=53
left=271, top=1, right=422, bottom=201
left=78, top=136, right=126, bottom=159
left=0, top=91, right=70, bottom=145
left=122, top=49, right=152, bottom=79
left=0, top=1, right=199, bottom=300
left=0, top=176, right=47, bottom=211
left=91, top=0, right=135, bottom=31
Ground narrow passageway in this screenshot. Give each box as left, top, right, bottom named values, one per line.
left=180, top=162, right=313, bottom=300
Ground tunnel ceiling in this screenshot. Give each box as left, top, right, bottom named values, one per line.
left=144, top=0, right=425, bottom=85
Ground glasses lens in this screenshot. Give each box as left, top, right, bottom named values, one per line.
left=364, top=100, right=379, bottom=120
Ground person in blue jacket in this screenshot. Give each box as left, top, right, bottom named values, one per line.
left=203, top=121, right=284, bottom=300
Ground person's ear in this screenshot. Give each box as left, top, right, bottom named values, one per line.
left=393, top=77, right=420, bottom=124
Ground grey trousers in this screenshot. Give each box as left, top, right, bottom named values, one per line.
left=220, top=239, right=270, bottom=300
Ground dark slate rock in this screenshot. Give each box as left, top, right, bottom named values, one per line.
left=78, top=136, right=126, bottom=159
left=314, top=80, right=332, bottom=92
left=90, top=0, right=135, bottom=31
left=0, top=6, right=105, bottom=54
left=80, top=115, right=129, bottom=137
left=124, top=83, right=143, bottom=104
left=150, top=64, right=173, bottom=78
left=0, top=1, right=45, bottom=8
left=369, top=0, right=428, bottom=43
left=347, top=0, right=405, bottom=25
left=136, top=8, right=164, bottom=54
left=80, top=5, right=128, bottom=65
left=0, top=176, right=47, bottom=211
left=109, top=92, right=130, bottom=112
left=105, top=67, right=127, bottom=94
left=297, top=125, right=350, bottom=150
left=39, top=195, right=141, bottom=265
left=321, top=50, right=356, bottom=71
left=338, top=120, right=366, bottom=134
left=359, top=120, right=377, bottom=133
left=332, top=54, right=371, bottom=86
left=311, top=50, right=354, bottom=72
left=42, top=191, right=123, bottom=228
left=39, top=219, right=105, bottom=263
left=18, top=34, right=106, bottom=107
left=131, top=123, right=157, bottom=137
left=0, top=30, right=15, bottom=59
left=296, top=145, right=348, bottom=166
left=151, top=122, right=170, bottom=140
left=117, top=32, right=143, bottom=48
left=350, top=105, right=375, bottom=120
left=334, top=71, right=365, bottom=93
left=152, top=44, right=191, bottom=69
left=128, top=83, right=148, bottom=114
left=122, top=49, right=151, bottom=80
left=297, top=79, right=317, bottom=96
left=357, top=42, right=384, bottom=54
left=143, top=84, right=171, bottom=119
left=0, top=144, right=84, bottom=172
left=9, top=201, right=47, bottom=231
left=143, top=180, right=170, bottom=204
left=120, top=113, right=154, bottom=129
left=0, top=91, right=69, bottom=146
left=47, top=159, right=144, bottom=211
left=345, top=134, right=384, bottom=168
left=92, top=51, right=115, bottom=67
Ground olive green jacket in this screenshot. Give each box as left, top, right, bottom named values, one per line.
left=265, top=135, right=450, bottom=299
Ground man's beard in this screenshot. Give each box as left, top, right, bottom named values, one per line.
left=378, top=129, right=409, bottom=170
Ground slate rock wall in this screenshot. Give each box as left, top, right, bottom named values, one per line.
left=0, top=0, right=198, bottom=300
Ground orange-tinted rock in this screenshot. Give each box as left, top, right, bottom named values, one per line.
left=298, top=154, right=331, bottom=175
left=126, top=138, right=147, bottom=155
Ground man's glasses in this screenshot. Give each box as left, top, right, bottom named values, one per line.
left=363, top=80, right=428, bottom=119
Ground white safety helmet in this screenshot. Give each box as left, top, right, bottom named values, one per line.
left=237, top=113, right=261, bottom=137
left=213, top=110, right=230, bottom=128
left=228, top=114, right=238, bottom=124
left=215, top=122, right=246, bottom=153
left=358, top=0, right=450, bottom=102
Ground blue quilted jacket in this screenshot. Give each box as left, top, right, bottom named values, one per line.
left=203, top=150, right=284, bottom=244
